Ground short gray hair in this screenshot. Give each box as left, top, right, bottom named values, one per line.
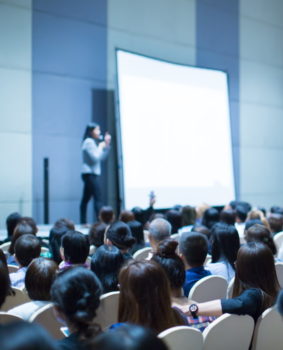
left=148, top=218, right=171, bottom=243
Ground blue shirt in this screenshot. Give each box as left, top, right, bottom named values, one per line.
left=183, top=266, right=211, bottom=297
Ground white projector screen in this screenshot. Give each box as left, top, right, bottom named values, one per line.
left=116, top=50, right=235, bottom=209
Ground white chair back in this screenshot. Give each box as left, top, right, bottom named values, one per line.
left=1, top=288, right=30, bottom=311
left=7, top=265, right=19, bottom=273
left=226, top=276, right=235, bottom=298
left=158, top=326, right=203, bottom=350
left=274, top=231, right=283, bottom=252
left=188, top=275, right=228, bottom=302
left=0, top=242, right=11, bottom=253
left=170, top=233, right=180, bottom=242
left=203, top=313, right=254, bottom=350
left=251, top=307, right=283, bottom=350
left=133, top=247, right=152, bottom=261
left=93, top=291, right=120, bottom=330
left=275, top=262, right=283, bottom=288
left=29, top=303, right=64, bottom=340
left=0, top=312, right=23, bottom=324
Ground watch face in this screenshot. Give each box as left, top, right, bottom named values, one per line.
left=190, top=304, right=198, bottom=313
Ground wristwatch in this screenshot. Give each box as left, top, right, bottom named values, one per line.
left=189, top=303, right=199, bottom=318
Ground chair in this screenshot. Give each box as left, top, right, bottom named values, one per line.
left=158, top=325, right=203, bottom=350
left=0, top=242, right=11, bottom=253
left=275, top=262, right=283, bottom=288
left=226, top=277, right=235, bottom=298
left=203, top=314, right=254, bottom=350
left=204, top=254, right=212, bottom=266
left=29, top=303, right=64, bottom=340
left=171, top=233, right=180, bottom=241
left=8, top=264, right=19, bottom=273
left=188, top=275, right=228, bottom=303
left=274, top=231, right=283, bottom=252
left=1, top=287, right=30, bottom=311
left=251, top=306, right=283, bottom=350
left=0, top=312, right=23, bottom=324
left=93, top=291, right=120, bottom=330
left=133, top=247, right=152, bottom=260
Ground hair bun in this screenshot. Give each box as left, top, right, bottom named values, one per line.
left=156, top=239, right=178, bottom=258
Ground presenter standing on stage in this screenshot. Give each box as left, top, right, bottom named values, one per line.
left=80, top=122, right=111, bottom=224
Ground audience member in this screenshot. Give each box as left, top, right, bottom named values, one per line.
left=245, top=224, right=277, bottom=256
left=179, top=232, right=211, bottom=297
left=10, top=234, right=41, bottom=288
left=165, top=210, right=182, bottom=234
left=2, top=212, right=22, bottom=244
left=178, top=205, right=196, bottom=233
left=88, top=222, right=107, bottom=249
left=268, top=213, right=283, bottom=235
left=91, top=244, right=124, bottom=293
left=270, top=206, right=283, bottom=215
left=148, top=218, right=171, bottom=253
left=234, top=204, right=248, bottom=238
left=127, top=220, right=146, bottom=255
left=119, top=210, right=135, bottom=223
left=246, top=209, right=270, bottom=229
left=99, top=206, right=115, bottom=225
left=219, top=209, right=236, bottom=226
left=201, top=207, right=220, bottom=230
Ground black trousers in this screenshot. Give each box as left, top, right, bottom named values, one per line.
left=80, top=174, right=102, bottom=224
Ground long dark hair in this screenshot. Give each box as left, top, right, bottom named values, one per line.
left=82, top=122, right=99, bottom=141
left=118, top=260, right=185, bottom=333
left=233, top=242, right=280, bottom=312
left=210, top=223, right=240, bottom=269
left=245, top=224, right=277, bottom=255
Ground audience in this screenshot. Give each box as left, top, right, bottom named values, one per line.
left=99, top=206, right=115, bottom=225
left=119, top=211, right=135, bottom=223
left=179, top=232, right=211, bottom=297
left=148, top=218, right=171, bottom=253
left=127, top=220, right=146, bottom=255
left=2, top=212, right=22, bottom=244
left=178, top=205, right=196, bottom=233
left=219, top=209, right=236, bottom=225
left=245, top=224, right=277, bottom=256
left=268, top=213, right=283, bottom=235
left=88, top=222, right=107, bottom=250
left=201, top=207, right=220, bottom=230
left=165, top=210, right=182, bottom=234
left=234, top=204, right=249, bottom=238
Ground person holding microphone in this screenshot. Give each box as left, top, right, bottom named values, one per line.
left=80, top=122, right=111, bottom=224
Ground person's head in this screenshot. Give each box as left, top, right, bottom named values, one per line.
left=53, top=218, right=75, bottom=231
left=245, top=224, right=277, bottom=255
left=106, top=221, right=136, bottom=251
left=246, top=209, right=266, bottom=222
left=91, top=244, right=124, bottom=293
left=179, top=232, right=208, bottom=268
left=88, top=222, right=107, bottom=248
left=9, top=220, right=36, bottom=255
left=0, top=321, right=59, bottom=350
left=118, top=260, right=184, bottom=333
left=220, top=209, right=236, bottom=225
left=165, top=210, right=182, bottom=234
left=14, top=234, right=41, bottom=267
left=181, top=206, right=196, bottom=227
left=233, top=242, right=280, bottom=311
left=20, top=217, right=38, bottom=235
left=268, top=213, right=283, bottom=234
left=83, top=122, right=101, bottom=141
left=210, top=223, right=240, bottom=269
left=202, top=207, right=220, bottom=229
left=119, top=210, right=135, bottom=223
left=25, top=258, right=58, bottom=301
left=6, top=212, right=22, bottom=239
left=61, top=231, right=90, bottom=265
left=245, top=219, right=263, bottom=232
left=127, top=221, right=144, bottom=245
left=151, top=239, right=185, bottom=293
left=99, top=206, right=115, bottom=224
left=0, top=261, right=10, bottom=308
left=191, top=224, right=211, bottom=241
left=270, top=206, right=283, bottom=215
left=91, top=324, right=168, bottom=350
left=235, top=205, right=248, bottom=223
left=51, top=267, right=102, bottom=340
left=229, top=200, right=251, bottom=213
left=148, top=218, right=172, bottom=250
left=131, top=207, right=144, bottom=225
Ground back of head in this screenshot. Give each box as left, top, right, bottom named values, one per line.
left=14, top=234, right=41, bottom=267
left=191, top=225, right=211, bottom=240
left=9, top=220, right=36, bottom=255
left=131, top=207, right=144, bottom=225
left=61, top=230, right=90, bottom=264
left=220, top=209, right=236, bottom=225
left=202, top=207, right=220, bottom=229
left=268, top=213, right=283, bottom=234
left=91, top=245, right=124, bottom=293
left=233, top=242, right=280, bottom=311
left=235, top=205, right=248, bottom=223
left=179, top=231, right=208, bottom=267
left=6, top=212, right=22, bottom=238
left=245, top=224, right=277, bottom=255
left=211, top=223, right=240, bottom=268
left=119, top=210, right=135, bottom=223
left=152, top=239, right=185, bottom=290
left=0, top=321, right=58, bottom=350
left=127, top=220, right=144, bottom=244
left=25, top=258, right=58, bottom=301
left=270, top=205, right=283, bottom=215
left=165, top=210, right=182, bottom=234
left=106, top=221, right=136, bottom=250
left=181, top=206, right=196, bottom=227
left=89, top=222, right=107, bottom=247
left=20, top=217, right=37, bottom=235
left=91, top=324, right=168, bottom=350
left=148, top=218, right=171, bottom=244
left=0, top=261, right=10, bottom=308
left=245, top=219, right=263, bottom=231
left=51, top=267, right=102, bottom=340
left=99, top=206, right=115, bottom=224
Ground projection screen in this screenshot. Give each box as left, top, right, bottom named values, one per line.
left=116, top=50, right=235, bottom=209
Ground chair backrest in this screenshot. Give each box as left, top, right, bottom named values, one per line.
left=0, top=312, right=23, bottom=324
left=0, top=242, right=11, bottom=253
left=251, top=306, right=283, bottom=350
left=93, top=291, right=120, bottom=330
left=133, top=247, right=152, bottom=261
left=170, top=233, right=180, bottom=242
left=1, top=287, right=30, bottom=311
left=8, top=264, right=19, bottom=273
left=274, top=231, right=283, bottom=252
left=29, top=303, right=64, bottom=340
left=158, top=325, right=203, bottom=350
left=226, top=276, right=235, bottom=298
left=203, top=313, right=254, bottom=350
left=275, top=262, right=283, bottom=288
left=188, top=275, right=228, bottom=303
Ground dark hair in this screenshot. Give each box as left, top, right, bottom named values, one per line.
left=91, top=245, right=124, bottom=293
left=128, top=221, right=144, bottom=245
left=277, top=290, right=283, bottom=316
left=230, top=200, right=251, bottom=213
left=202, top=208, right=220, bottom=229
left=6, top=212, right=22, bottom=238
left=107, top=221, right=136, bottom=249
left=99, top=206, right=115, bottom=224
left=91, top=324, right=168, bottom=350
left=245, top=219, right=263, bottom=231
left=181, top=206, right=196, bottom=227
left=220, top=209, right=236, bottom=225
left=210, top=223, right=240, bottom=269
left=119, top=210, right=135, bottom=223
left=270, top=206, right=283, bottom=215
left=268, top=213, right=283, bottom=234
left=191, top=225, right=211, bottom=240
left=25, top=258, right=58, bottom=301
left=0, top=321, right=59, bottom=350
left=233, top=242, right=280, bottom=312
left=9, top=220, right=36, bottom=255
left=89, top=222, right=107, bottom=247
left=235, top=205, right=248, bottom=222
left=0, top=261, right=10, bottom=308
left=51, top=267, right=102, bottom=341
left=245, top=224, right=277, bottom=255
left=61, top=231, right=90, bottom=264
left=118, top=260, right=185, bottom=333
left=179, top=232, right=208, bottom=267
left=152, top=239, right=185, bottom=290
left=0, top=248, right=7, bottom=268
left=14, top=234, right=41, bottom=267
left=20, top=217, right=38, bottom=234
left=131, top=207, right=145, bottom=225
left=82, top=122, right=99, bottom=141
left=165, top=210, right=182, bottom=234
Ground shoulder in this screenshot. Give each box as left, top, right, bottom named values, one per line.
left=82, top=138, right=95, bottom=147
